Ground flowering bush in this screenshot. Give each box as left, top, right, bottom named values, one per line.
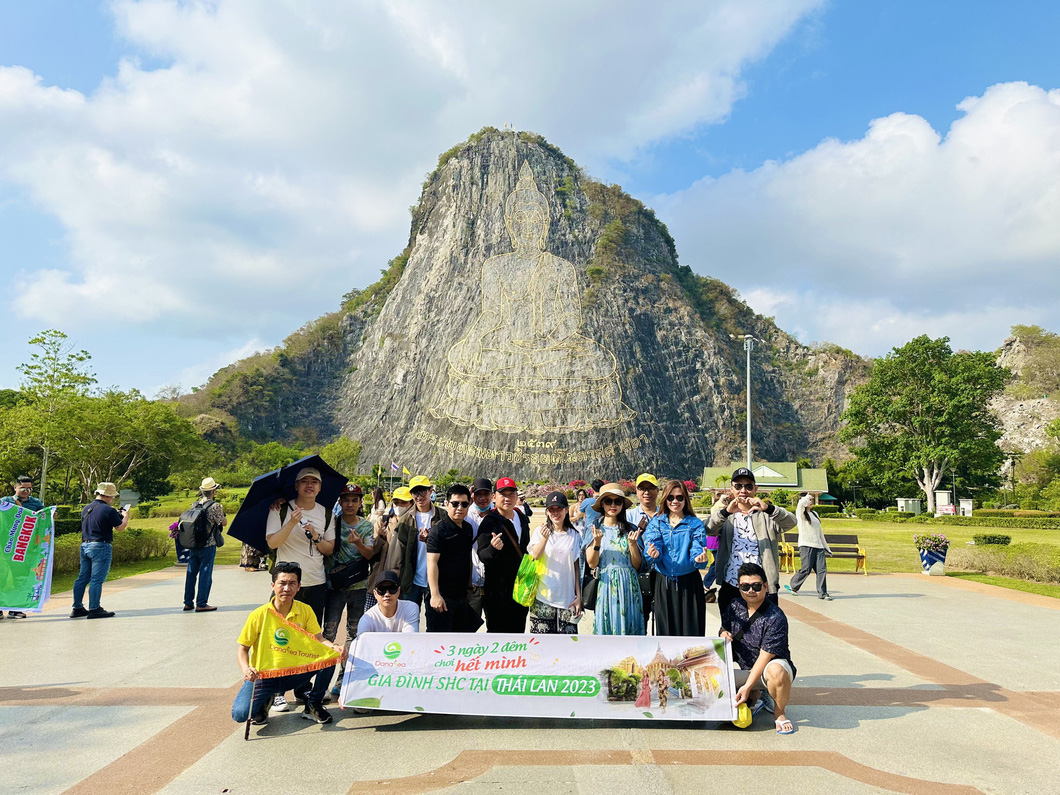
left=913, top=532, right=949, bottom=553
left=569, top=479, right=587, bottom=489
left=168, top=520, right=180, bottom=540
left=684, top=480, right=698, bottom=493
left=617, top=479, right=635, bottom=494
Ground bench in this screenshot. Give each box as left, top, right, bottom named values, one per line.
left=781, top=532, right=867, bottom=575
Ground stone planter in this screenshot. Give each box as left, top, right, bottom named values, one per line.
left=918, top=549, right=947, bottom=575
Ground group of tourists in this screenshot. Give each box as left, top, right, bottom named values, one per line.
left=231, top=466, right=808, bottom=733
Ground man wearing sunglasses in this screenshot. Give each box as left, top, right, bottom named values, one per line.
left=720, top=562, right=796, bottom=735
left=357, top=570, right=420, bottom=634
left=426, top=484, right=480, bottom=632
left=707, top=467, right=796, bottom=616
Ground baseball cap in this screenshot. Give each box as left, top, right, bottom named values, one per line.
left=635, top=473, right=658, bottom=488
left=339, top=484, right=363, bottom=497
left=408, top=475, right=432, bottom=491
left=545, top=491, right=569, bottom=509
left=392, top=487, right=413, bottom=502
left=495, top=477, right=517, bottom=492
left=295, top=467, right=322, bottom=482
left=376, top=570, right=400, bottom=587
left=472, top=477, right=493, bottom=494
left=731, top=467, right=756, bottom=482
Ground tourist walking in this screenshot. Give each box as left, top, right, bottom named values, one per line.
left=643, top=479, right=711, bottom=636
left=527, top=491, right=582, bottom=634
left=2, top=476, right=44, bottom=619
left=785, top=493, right=832, bottom=600
left=476, top=477, right=530, bottom=633
left=70, top=483, right=130, bottom=619
left=585, top=483, right=645, bottom=636
left=707, top=468, right=796, bottom=616
left=182, top=477, right=226, bottom=613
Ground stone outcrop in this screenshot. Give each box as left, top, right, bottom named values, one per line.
left=185, top=128, right=869, bottom=476
left=993, top=335, right=1060, bottom=455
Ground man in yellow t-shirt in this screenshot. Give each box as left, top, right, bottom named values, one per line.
left=232, top=562, right=346, bottom=725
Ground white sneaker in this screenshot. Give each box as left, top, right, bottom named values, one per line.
left=272, top=693, right=289, bottom=712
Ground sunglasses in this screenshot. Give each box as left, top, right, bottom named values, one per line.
left=374, top=584, right=398, bottom=595
left=601, top=497, right=624, bottom=507
left=666, top=494, right=685, bottom=502
left=449, top=500, right=469, bottom=509
left=738, top=582, right=764, bottom=593
left=732, top=482, right=755, bottom=491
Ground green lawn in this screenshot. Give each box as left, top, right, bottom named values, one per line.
left=945, top=572, right=1060, bottom=599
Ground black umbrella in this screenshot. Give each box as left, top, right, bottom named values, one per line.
left=227, top=454, right=348, bottom=552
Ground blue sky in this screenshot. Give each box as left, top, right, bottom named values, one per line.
left=1, top=0, right=1059, bottom=393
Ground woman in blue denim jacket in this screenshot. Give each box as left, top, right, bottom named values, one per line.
left=643, top=479, right=711, bottom=636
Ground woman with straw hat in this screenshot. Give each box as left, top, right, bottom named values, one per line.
left=585, top=483, right=646, bottom=635
left=642, top=479, right=711, bottom=636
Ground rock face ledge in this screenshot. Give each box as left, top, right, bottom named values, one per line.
left=331, top=129, right=867, bottom=477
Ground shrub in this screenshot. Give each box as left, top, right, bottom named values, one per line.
left=973, top=534, right=1012, bottom=546
left=53, top=527, right=172, bottom=574
left=873, top=511, right=916, bottom=523
left=948, top=542, right=1060, bottom=583
left=815, top=505, right=840, bottom=515
left=683, top=480, right=698, bottom=493
left=913, top=532, right=950, bottom=553
left=926, top=516, right=1060, bottom=530
left=53, top=505, right=74, bottom=521
left=854, top=509, right=879, bottom=520
left=136, top=504, right=154, bottom=518
left=54, top=519, right=81, bottom=536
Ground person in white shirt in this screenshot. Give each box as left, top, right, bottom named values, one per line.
left=527, top=491, right=582, bottom=634
left=265, top=467, right=336, bottom=624
left=357, top=570, right=421, bottom=633
left=785, top=493, right=833, bottom=600
left=391, top=475, right=444, bottom=607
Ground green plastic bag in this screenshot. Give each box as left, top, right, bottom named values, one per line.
left=512, top=553, right=546, bottom=607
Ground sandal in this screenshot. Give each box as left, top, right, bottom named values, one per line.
left=775, top=717, right=795, bottom=735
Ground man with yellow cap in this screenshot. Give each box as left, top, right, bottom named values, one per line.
left=626, top=473, right=661, bottom=627
left=367, top=485, right=413, bottom=612
left=391, top=475, right=446, bottom=608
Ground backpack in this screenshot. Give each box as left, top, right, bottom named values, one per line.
left=177, top=499, right=216, bottom=549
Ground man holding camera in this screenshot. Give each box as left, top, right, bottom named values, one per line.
left=265, top=468, right=335, bottom=623
left=70, top=483, right=131, bottom=619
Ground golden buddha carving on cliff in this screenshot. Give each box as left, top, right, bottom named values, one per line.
left=430, top=162, right=636, bottom=434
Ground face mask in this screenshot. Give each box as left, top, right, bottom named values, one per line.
left=393, top=504, right=412, bottom=517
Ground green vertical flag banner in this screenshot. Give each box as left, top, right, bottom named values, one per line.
left=0, top=505, right=56, bottom=612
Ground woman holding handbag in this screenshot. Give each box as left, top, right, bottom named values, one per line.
left=527, top=492, right=583, bottom=634
left=585, top=483, right=646, bottom=635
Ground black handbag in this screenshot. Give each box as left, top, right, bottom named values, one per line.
left=581, top=567, right=598, bottom=612
left=328, top=556, right=371, bottom=590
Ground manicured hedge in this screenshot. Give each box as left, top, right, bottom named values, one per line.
left=53, top=527, right=172, bottom=574
left=973, top=534, right=1012, bottom=546
left=872, top=511, right=916, bottom=523
left=927, top=516, right=1060, bottom=530
left=54, top=519, right=82, bottom=536
left=854, top=508, right=879, bottom=520
left=815, top=505, right=840, bottom=515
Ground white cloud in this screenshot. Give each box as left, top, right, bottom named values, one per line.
left=659, top=81, right=1060, bottom=355
left=0, top=0, right=822, bottom=387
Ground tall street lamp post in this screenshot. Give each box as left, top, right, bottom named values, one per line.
left=731, top=334, right=758, bottom=470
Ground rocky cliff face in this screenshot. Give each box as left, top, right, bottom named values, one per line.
left=325, top=129, right=867, bottom=477
left=993, top=334, right=1060, bottom=455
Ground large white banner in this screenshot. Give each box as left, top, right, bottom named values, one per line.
left=340, top=633, right=737, bottom=722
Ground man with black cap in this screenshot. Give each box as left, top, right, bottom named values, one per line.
left=426, top=483, right=479, bottom=632
left=465, top=478, right=493, bottom=619
left=707, top=467, right=796, bottom=616
left=357, top=570, right=421, bottom=633
left=2, top=476, right=44, bottom=619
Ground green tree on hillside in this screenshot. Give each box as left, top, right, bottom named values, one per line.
left=840, top=336, right=1008, bottom=514
left=321, top=437, right=362, bottom=476
left=16, top=330, right=96, bottom=502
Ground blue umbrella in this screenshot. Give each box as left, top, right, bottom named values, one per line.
left=226, top=454, right=348, bottom=552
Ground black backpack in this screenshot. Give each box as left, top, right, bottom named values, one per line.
left=177, top=499, right=216, bottom=549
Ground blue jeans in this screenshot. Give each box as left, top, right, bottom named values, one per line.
left=72, top=542, right=113, bottom=611
left=402, top=583, right=426, bottom=607
left=184, top=546, right=216, bottom=607
left=174, top=539, right=189, bottom=563
left=231, top=664, right=335, bottom=721
left=703, top=560, right=717, bottom=589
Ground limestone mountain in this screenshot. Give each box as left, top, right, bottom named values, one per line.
left=180, top=128, right=869, bottom=478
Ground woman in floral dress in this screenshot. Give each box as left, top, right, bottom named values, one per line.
left=585, top=483, right=646, bottom=635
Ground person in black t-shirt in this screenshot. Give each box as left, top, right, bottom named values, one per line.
left=476, top=477, right=530, bottom=633
left=426, top=483, right=479, bottom=632
left=71, top=482, right=130, bottom=619
left=720, top=562, right=797, bottom=735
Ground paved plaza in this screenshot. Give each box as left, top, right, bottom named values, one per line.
left=2, top=564, right=1058, bottom=794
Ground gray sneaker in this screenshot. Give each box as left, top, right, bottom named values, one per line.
left=303, top=702, right=333, bottom=724
left=272, top=693, right=289, bottom=712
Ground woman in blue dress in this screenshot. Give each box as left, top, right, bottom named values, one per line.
left=585, top=483, right=646, bottom=635
left=643, top=479, right=711, bottom=636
